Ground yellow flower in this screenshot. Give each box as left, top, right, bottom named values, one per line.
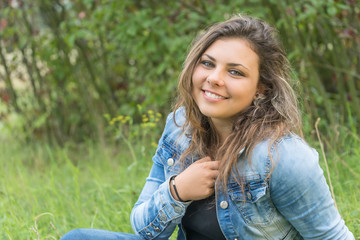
left=103, top=114, right=110, bottom=121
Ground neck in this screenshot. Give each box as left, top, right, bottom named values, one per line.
left=210, top=118, right=233, bottom=144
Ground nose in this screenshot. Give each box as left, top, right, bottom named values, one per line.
left=207, top=69, right=225, bottom=87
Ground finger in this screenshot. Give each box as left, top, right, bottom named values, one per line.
left=204, top=179, right=216, bottom=190
left=195, top=156, right=212, bottom=163
left=202, top=169, right=219, bottom=181
left=208, top=170, right=219, bottom=181
left=203, top=160, right=220, bottom=170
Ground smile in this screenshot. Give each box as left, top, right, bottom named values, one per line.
left=203, top=90, right=228, bottom=100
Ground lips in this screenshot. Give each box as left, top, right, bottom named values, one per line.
left=202, top=90, right=228, bottom=100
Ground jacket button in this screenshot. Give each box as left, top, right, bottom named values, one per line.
left=220, top=200, right=228, bottom=209
left=153, top=226, right=161, bottom=232
left=167, top=158, right=174, bottom=166
left=247, top=192, right=252, bottom=199
left=146, top=232, right=152, bottom=237
left=174, top=206, right=182, bottom=213
left=159, top=214, right=167, bottom=221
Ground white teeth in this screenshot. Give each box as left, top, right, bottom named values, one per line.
left=204, top=91, right=226, bottom=99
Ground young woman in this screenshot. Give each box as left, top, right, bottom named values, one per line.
left=61, top=15, right=355, bottom=240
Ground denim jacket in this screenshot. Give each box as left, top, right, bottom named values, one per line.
left=130, top=109, right=355, bottom=240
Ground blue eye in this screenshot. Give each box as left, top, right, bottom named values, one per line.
left=229, top=69, right=244, bottom=76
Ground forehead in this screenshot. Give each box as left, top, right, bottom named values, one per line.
left=203, top=38, right=259, bottom=68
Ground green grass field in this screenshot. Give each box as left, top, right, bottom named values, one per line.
left=1, top=129, right=359, bottom=239
left=0, top=140, right=155, bottom=239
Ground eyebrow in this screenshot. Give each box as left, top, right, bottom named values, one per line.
left=204, top=54, right=249, bottom=70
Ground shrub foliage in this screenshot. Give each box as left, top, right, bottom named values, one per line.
left=0, top=0, right=359, bottom=144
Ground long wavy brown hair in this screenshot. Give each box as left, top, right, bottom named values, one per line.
left=173, top=14, right=302, bottom=189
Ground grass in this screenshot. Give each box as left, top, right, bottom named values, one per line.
left=0, top=125, right=359, bottom=239
left=0, top=139, right=155, bottom=239
left=310, top=122, right=360, bottom=238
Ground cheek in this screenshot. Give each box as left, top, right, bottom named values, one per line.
left=192, top=67, right=205, bottom=85
left=232, top=86, right=257, bottom=102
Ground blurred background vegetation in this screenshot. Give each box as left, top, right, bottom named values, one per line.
left=0, top=0, right=358, bottom=145
left=1, top=0, right=360, bottom=239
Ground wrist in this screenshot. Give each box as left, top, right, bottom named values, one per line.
left=169, top=175, right=180, bottom=201
left=170, top=175, right=189, bottom=202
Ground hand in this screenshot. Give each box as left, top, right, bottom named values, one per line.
left=170, top=157, right=219, bottom=201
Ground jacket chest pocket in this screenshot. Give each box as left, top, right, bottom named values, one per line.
left=228, top=177, right=275, bottom=225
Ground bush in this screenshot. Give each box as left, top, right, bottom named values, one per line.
left=0, top=0, right=358, bottom=147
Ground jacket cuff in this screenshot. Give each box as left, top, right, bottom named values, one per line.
left=162, top=175, right=192, bottom=219
left=137, top=176, right=191, bottom=239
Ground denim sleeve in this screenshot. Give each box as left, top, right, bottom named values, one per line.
left=130, top=111, right=191, bottom=240
left=270, top=137, right=355, bottom=240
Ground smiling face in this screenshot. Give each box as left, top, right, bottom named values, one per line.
left=192, top=38, right=260, bottom=127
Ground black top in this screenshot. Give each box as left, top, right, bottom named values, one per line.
left=181, top=195, right=226, bottom=240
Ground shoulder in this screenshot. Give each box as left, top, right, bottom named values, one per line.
left=152, top=107, right=190, bottom=172
left=267, top=134, right=327, bottom=200
left=252, top=134, right=315, bottom=157
left=161, top=107, right=189, bottom=152
left=165, top=107, right=186, bottom=127
left=243, top=134, right=319, bottom=179
left=273, top=134, right=317, bottom=160
left=251, top=134, right=318, bottom=167
left=270, top=134, right=319, bottom=176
